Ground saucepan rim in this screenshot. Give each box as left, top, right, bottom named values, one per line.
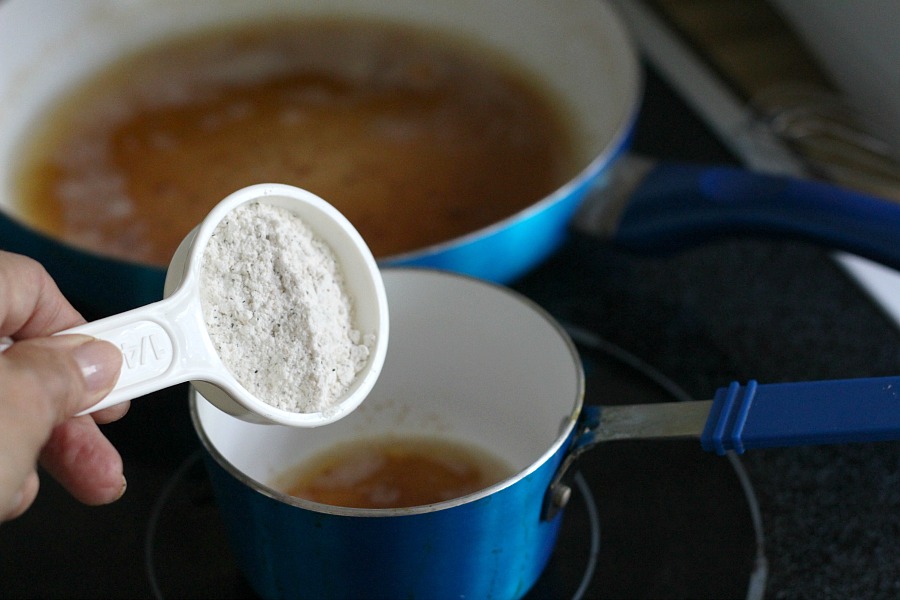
left=190, top=267, right=586, bottom=518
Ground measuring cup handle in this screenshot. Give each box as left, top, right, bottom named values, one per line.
left=62, top=294, right=196, bottom=415
left=701, top=376, right=900, bottom=454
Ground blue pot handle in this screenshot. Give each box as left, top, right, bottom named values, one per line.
left=702, top=376, right=900, bottom=454
left=609, top=161, right=900, bottom=270
left=545, top=374, right=900, bottom=517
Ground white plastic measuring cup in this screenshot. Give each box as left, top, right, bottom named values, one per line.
left=37, top=184, right=388, bottom=427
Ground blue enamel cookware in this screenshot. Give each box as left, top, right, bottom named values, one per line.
left=193, top=268, right=900, bottom=599
left=0, top=0, right=637, bottom=316
left=5, top=0, right=900, bottom=319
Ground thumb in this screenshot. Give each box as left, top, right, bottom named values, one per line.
left=1, top=334, right=122, bottom=419
left=0, top=334, right=122, bottom=520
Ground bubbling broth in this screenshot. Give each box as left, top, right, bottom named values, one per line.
left=14, top=19, right=576, bottom=266
left=274, top=435, right=514, bottom=509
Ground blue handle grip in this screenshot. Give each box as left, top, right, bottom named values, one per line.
left=614, top=163, right=900, bottom=271
left=701, top=376, right=900, bottom=454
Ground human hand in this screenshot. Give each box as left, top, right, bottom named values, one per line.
left=0, top=251, right=126, bottom=522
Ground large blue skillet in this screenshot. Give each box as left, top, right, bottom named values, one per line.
left=3, top=1, right=898, bottom=317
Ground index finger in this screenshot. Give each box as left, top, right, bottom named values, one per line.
left=0, top=251, right=86, bottom=339
left=0, top=252, right=131, bottom=426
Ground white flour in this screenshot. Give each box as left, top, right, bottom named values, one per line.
left=200, top=201, right=373, bottom=413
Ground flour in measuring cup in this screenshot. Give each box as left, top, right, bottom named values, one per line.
left=200, top=201, right=373, bottom=413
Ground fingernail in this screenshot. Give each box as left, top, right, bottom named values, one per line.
left=5, top=489, right=23, bottom=519
left=73, top=339, right=122, bottom=395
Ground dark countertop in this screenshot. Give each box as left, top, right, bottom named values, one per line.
left=2, top=66, right=899, bottom=599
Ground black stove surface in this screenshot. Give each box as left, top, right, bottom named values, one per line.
left=2, top=65, right=899, bottom=599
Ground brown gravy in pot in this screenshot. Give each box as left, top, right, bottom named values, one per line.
left=14, top=19, right=576, bottom=266
left=274, top=435, right=514, bottom=509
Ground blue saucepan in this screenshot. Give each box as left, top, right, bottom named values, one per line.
left=193, top=268, right=900, bottom=599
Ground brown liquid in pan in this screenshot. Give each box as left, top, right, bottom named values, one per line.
left=276, top=435, right=514, bottom=509
left=15, top=20, right=576, bottom=265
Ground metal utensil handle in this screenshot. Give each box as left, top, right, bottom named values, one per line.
left=702, top=376, right=900, bottom=454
